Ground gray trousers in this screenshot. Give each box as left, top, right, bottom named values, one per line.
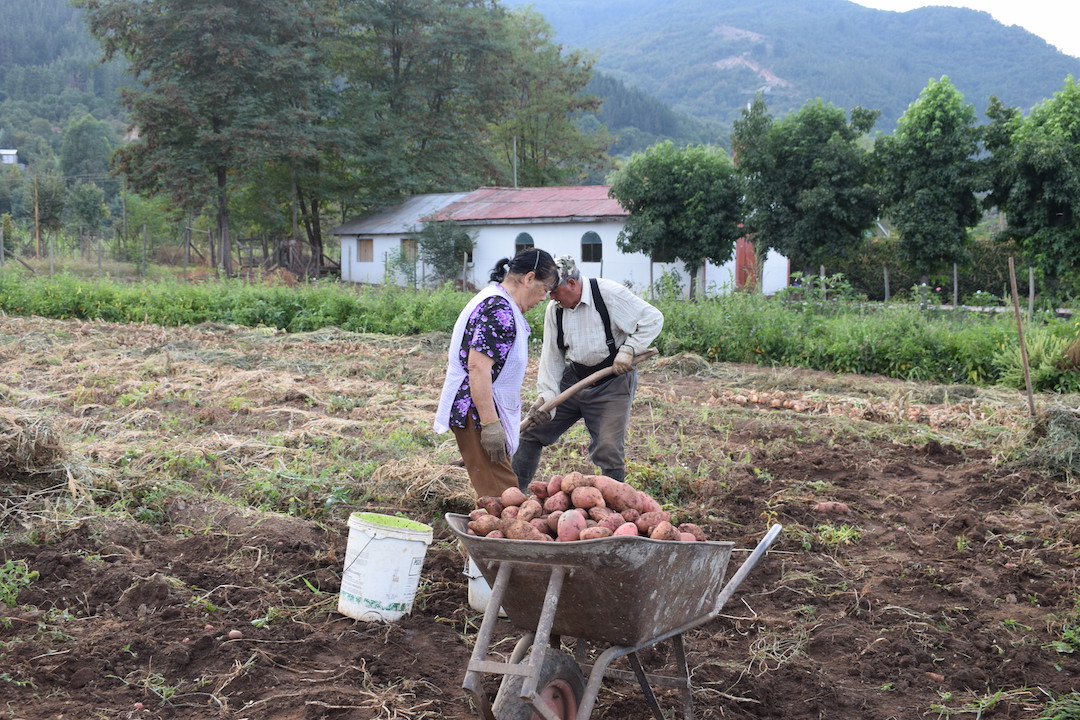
left=512, top=366, right=637, bottom=489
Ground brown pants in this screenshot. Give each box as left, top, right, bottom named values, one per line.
left=452, top=416, right=517, bottom=499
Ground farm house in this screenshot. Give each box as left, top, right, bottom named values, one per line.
left=332, top=185, right=790, bottom=297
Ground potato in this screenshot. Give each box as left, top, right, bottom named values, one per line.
left=571, top=486, right=605, bottom=510
left=502, top=518, right=549, bottom=541
left=586, top=475, right=617, bottom=495
left=467, top=515, right=503, bottom=537
left=638, top=492, right=662, bottom=514
left=546, top=474, right=564, bottom=496
left=620, top=508, right=640, bottom=524
left=600, top=481, right=641, bottom=513
left=488, top=530, right=505, bottom=538
left=560, top=471, right=593, bottom=495
left=649, top=520, right=681, bottom=541
left=591, top=505, right=617, bottom=520
left=518, top=498, right=543, bottom=523
left=501, top=505, right=520, bottom=520
left=556, top=509, right=587, bottom=542
left=530, top=518, right=552, bottom=536
left=469, top=508, right=490, bottom=522
left=598, top=513, right=625, bottom=532
left=813, top=501, right=850, bottom=514
left=546, top=510, right=563, bottom=533
left=543, top=491, right=571, bottom=513
left=579, top=526, right=613, bottom=540
left=613, top=521, right=639, bottom=536
left=635, top=510, right=671, bottom=535
left=679, top=532, right=698, bottom=542
left=678, top=523, right=706, bottom=542
left=501, top=486, right=528, bottom=507
left=527, top=479, right=550, bottom=500
left=476, top=496, right=505, bottom=518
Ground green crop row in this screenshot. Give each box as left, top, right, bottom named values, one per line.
left=1, top=270, right=1076, bottom=392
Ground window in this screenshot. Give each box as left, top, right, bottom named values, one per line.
left=358, top=238, right=374, bottom=262
left=515, top=232, right=534, bottom=254
left=401, top=238, right=418, bottom=262
left=581, top=231, right=602, bottom=262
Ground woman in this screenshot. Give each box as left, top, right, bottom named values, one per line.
left=434, top=248, right=558, bottom=497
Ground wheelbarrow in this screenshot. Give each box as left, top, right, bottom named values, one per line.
left=446, top=512, right=782, bottom=720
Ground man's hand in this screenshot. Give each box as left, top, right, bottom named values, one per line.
left=526, top=405, right=553, bottom=427
left=480, top=419, right=508, bottom=463
left=612, top=345, right=635, bottom=375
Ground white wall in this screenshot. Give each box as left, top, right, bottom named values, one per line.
left=338, top=219, right=789, bottom=297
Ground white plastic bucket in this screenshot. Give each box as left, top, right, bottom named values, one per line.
left=464, top=556, right=506, bottom=617
left=338, top=512, right=433, bottom=622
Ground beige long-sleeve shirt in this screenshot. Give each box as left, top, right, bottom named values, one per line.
left=535, top=277, right=664, bottom=401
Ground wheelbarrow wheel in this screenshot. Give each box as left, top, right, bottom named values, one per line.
left=492, top=647, right=585, bottom=720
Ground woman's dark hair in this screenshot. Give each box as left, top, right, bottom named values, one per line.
left=489, top=248, right=557, bottom=285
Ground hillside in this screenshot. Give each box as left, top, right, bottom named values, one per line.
left=507, top=0, right=1080, bottom=133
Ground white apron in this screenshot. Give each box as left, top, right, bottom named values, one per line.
left=434, top=283, right=530, bottom=455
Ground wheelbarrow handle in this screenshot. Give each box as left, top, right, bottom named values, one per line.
left=521, top=348, right=659, bottom=431
left=712, top=523, right=783, bottom=615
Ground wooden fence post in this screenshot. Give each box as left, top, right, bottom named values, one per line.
left=1008, top=257, right=1037, bottom=418
left=883, top=266, right=890, bottom=302
left=952, top=263, right=958, bottom=307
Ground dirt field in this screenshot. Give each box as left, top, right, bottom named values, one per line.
left=1, top=314, right=1078, bottom=720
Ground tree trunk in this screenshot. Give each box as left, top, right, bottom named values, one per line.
left=217, top=166, right=232, bottom=277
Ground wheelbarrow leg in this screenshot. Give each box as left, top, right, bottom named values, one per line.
left=671, top=634, right=693, bottom=720
left=463, top=561, right=514, bottom=720
left=626, top=651, right=667, bottom=720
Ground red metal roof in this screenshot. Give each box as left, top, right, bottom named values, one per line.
left=429, top=186, right=628, bottom=224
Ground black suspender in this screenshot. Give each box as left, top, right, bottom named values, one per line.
left=556, top=278, right=618, bottom=370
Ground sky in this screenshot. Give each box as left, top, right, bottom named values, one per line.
left=852, top=0, right=1080, bottom=59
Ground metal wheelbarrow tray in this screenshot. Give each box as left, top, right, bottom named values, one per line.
left=446, top=512, right=783, bottom=720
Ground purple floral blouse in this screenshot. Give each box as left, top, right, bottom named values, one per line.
left=449, top=293, right=525, bottom=429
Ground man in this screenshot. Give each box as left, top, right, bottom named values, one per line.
left=512, top=255, right=664, bottom=488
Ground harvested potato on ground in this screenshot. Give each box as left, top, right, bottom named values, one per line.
left=476, top=496, right=505, bottom=517
left=580, top=526, right=613, bottom=540
left=649, top=520, right=681, bottom=541
left=571, top=486, right=605, bottom=510
left=501, top=486, right=528, bottom=507
left=556, top=509, right=587, bottom=542
left=543, top=491, right=571, bottom=513
left=586, top=475, right=616, bottom=495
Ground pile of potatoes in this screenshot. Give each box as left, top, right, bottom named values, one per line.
left=466, top=471, right=707, bottom=543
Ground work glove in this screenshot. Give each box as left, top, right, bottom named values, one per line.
left=480, top=419, right=508, bottom=464
left=526, top=404, right=553, bottom=427
left=612, top=345, right=635, bottom=375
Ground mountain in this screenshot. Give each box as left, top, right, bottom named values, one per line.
left=506, top=0, right=1080, bottom=134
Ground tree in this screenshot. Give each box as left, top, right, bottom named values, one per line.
left=732, top=95, right=879, bottom=276
left=487, top=9, right=612, bottom=186
left=60, top=114, right=113, bottom=184
left=76, top=0, right=332, bottom=276
left=608, top=141, right=742, bottom=299
left=416, top=220, right=477, bottom=286
left=982, top=77, right=1080, bottom=298
left=876, top=76, right=981, bottom=283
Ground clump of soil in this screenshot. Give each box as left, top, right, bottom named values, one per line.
left=0, top=315, right=1078, bottom=720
